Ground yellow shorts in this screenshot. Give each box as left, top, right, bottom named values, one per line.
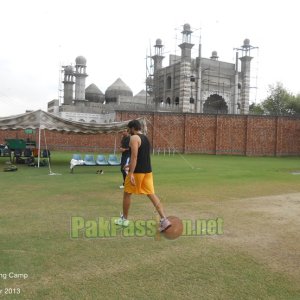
left=124, top=172, right=155, bottom=195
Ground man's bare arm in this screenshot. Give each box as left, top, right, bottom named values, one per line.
left=128, top=135, right=140, bottom=185
left=128, top=135, right=139, bottom=173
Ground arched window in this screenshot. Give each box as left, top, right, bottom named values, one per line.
left=79, top=119, right=85, bottom=122
left=166, top=97, right=171, bottom=105
left=166, top=76, right=172, bottom=89
left=203, top=94, right=228, bottom=114
left=175, top=97, right=179, bottom=106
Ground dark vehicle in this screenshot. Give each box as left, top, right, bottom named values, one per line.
left=4, top=139, right=37, bottom=163
left=0, top=144, right=10, bottom=157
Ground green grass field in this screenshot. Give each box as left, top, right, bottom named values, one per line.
left=0, top=153, right=300, bottom=299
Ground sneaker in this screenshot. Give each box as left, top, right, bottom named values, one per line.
left=119, top=185, right=124, bottom=189
left=114, top=214, right=129, bottom=227
left=159, top=217, right=171, bottom=232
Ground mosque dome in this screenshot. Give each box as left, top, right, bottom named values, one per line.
left=243, top=39, right=250, bottom=46
left=134, top=89, right=148, bottom=98
left=156, top=38, right=162, bottom=46
left=105, top=78, right=133, bottom=103
left=183, top=23, right=191, bottom=31
left=85, top=83, right=105, bottom=103
left=210, top=51, right=219, bottom=60
left=133, top=89, right=148, bottom=104
left=75, top=55, right=87, bottom=65
left=64, top=65, right=74, bottom=74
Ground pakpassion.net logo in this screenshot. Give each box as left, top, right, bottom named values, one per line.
left=70, top=216, right=223, bottom=240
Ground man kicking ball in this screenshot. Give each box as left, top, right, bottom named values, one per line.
left=115, top=119, right=171, bottom=232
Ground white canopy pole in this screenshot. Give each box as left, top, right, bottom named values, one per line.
left=114, top=134, right=116, bottom=155
left=37, top=127, right=41, bottom=168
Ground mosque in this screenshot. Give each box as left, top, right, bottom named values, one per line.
left=149, top=23, right=256, bottom=114
left=47, top=23, right=256, bottom=122
left=47, top=55, right=147, bottom=123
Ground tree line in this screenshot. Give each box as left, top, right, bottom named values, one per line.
left=249, top=83, right=300, bottom=116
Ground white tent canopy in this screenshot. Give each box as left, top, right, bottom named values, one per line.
left=0, top=109, right=144, bottom=133
left=0, top=110, right=146, bottom=169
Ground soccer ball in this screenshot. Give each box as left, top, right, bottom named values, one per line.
left=162, top=216, right=183, bottom=240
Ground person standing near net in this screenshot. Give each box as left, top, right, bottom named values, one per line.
left=119, top=129, right=130, bottom=189
left=115, top=120, right=171, bottom=232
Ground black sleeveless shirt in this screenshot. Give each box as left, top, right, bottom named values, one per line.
left=134, top=134, right=152, bottom=173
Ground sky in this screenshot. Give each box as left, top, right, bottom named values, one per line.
left=0, top=0, right=299, bottom=117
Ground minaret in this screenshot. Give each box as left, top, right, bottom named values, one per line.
left=152, top=39, right=164, bottom=71
left=196, top=41, right=202, bottom=113
left=179, top=24, right=194, bottom=60
left=151, top=39, right=165, bottom=106
left=63, top=65, right=75, bottom=105
left=179, top=23, right=194, bottom=112
left=233, top=51, right=239, bottom=114
left=74, top=56, right=88, bottom=101
left=239, top=39, right=255, bottom=114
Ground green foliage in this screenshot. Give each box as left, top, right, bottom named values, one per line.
left=287, top=93, right=300, bottom=114
left=262, top=82, right=300, bottom=115
left=249, top=102, right=264, bottom=115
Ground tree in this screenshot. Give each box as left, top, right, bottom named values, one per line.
left=262, top=83, right=291, bottom=115
left=249, top=102, right=264, bottom=115
left=286, top=94, right=300, bottom=115
left=261, top=82, right=300, bottom=115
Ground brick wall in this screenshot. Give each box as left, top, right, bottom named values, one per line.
left=0, top=112, right=299, bottom=156
left=216, top=115, right=247, bottom=155
left=117, top=112, right=300, bottom=156
left=0, top=129, right=121, bottom=153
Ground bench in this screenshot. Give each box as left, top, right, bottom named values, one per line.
left=70, top=154, right=121, bottom=173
